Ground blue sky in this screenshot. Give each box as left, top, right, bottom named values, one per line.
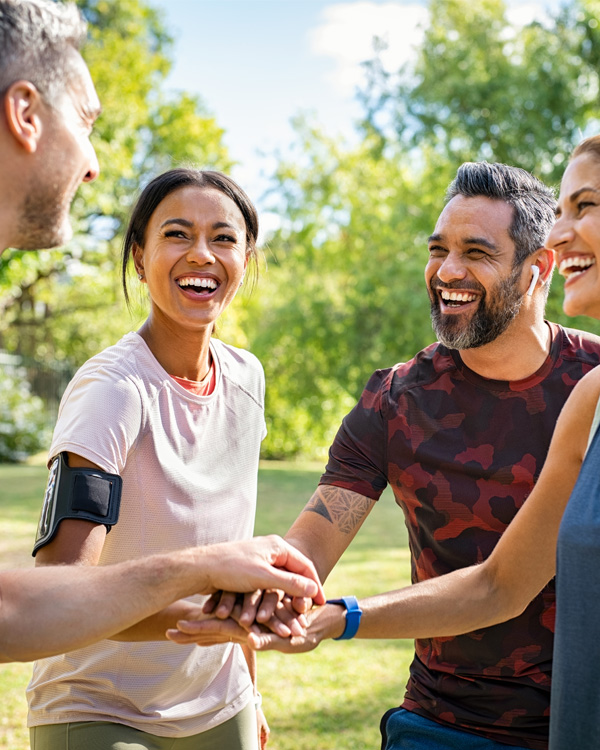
left=150, top=0, right=558, bottom=225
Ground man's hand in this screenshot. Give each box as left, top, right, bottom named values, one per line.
left=248, top=602, right=345, bottom=652
left=166, top=616, right=253, bottom=646
left=167, top=602, right=346, bottom=652
left=197, top=535, right=325, bottom=603
left=255, top=591, right=312, bottom=629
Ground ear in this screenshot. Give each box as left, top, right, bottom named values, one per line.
left=243, top=244, right=254, bottom=273
left=530, top=246, right=555, bottom=287
left=132, top=242, right=145, bottom=278
left=4, top=81, right=45, bottom=154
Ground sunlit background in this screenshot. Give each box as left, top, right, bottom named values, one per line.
left=153, top=0, right=561, bottom=223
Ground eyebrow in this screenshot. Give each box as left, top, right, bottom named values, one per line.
left=159, top=218, right=239, bottom=231
left=427, top=233, right=497, bottom=250
left=556, top=186, right=600, bottom=216
left=569, top=187, right=600, bottom=202
left=161, top=218, right=193, bottom=229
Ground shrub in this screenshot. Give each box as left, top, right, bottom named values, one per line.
left=0, top=367, right=51, bottom=462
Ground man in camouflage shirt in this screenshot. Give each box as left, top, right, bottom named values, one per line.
left=268, top=162, right=600, bottom=749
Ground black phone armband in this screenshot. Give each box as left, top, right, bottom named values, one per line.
left=32, top=452, right=122, bottom=556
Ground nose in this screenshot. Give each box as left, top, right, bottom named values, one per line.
left=547, top=215, right=574, bottom=251
left=187, top=237, right=215, bottom=265
left=432, top=253, right=468, bottom=284
left=82, top=141, right=100, bottom=183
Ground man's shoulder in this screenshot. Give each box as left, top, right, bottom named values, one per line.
left=553, top=323, right=600, bottom=363
left=361, top=342, right=455, bottom=402
left=389, top=341, right=455, bottom=389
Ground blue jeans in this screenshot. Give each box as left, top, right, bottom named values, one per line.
left=380, top=708, right=530, bottom=750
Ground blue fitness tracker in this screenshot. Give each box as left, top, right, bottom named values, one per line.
left=327, top=596, right=362, bottom=640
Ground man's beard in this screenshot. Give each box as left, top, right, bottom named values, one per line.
left=13, top=180, right=74, bottom=251
left=430, top=265, right=525, bottom=350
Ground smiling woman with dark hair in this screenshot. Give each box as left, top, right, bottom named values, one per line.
left=27, top=168, right=281, bottom=750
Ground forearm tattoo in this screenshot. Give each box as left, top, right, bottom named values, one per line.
left=303, top=486, right=373, bottom=534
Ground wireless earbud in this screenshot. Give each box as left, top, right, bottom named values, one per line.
left=527, top=265, right=540, bottom=296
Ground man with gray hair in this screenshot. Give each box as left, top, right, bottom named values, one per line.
left=0, top=0, right=324, bottom=664
left=191, top=162, right=600, bottom=749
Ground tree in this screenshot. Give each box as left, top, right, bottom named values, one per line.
left=0, top=364, right=51, bottom=461
left=247, top=120, right=444, bottom=457
left=360, top=0, right=600, bottom=182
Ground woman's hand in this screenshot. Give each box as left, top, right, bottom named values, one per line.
left=257, top=706, right=270, bottom=749
left=204, top=589, right=309, bottom=637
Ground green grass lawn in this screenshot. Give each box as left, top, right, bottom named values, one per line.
left=0, top=461, right=414, bottom=750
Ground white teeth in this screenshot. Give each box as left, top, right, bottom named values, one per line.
left=178, top=277, right=218, bottom=290
left=558, top=256, right=596, bottom=278
left=440, top=290, right=477, bottom=303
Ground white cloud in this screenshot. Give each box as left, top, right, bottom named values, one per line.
left=309, top=2, right=428, bottom=95
left=505, top=1, right=554, bottom=29
left=310, top=1, right=559, bottom=95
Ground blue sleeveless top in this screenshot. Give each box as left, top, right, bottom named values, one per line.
left=551, top=403, right=600, bottom=748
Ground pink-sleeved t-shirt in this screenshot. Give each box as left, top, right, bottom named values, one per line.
left=27, top=332, right=266, bottom=738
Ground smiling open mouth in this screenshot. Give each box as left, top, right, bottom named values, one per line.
left=558, top=256, right=596, bottom=279
left=439, top=289, right=478, bottom=308
left=177, top=277, right=219, bottom=295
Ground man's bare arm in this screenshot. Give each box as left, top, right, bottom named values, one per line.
left=203, top=485, right=377, bottom=632
left=286, top=484, right=377, bottom=581
left=0, top=535, right=324, bottom=662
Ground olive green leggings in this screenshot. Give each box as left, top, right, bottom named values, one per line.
left=29, top=701, right=258, bottom=750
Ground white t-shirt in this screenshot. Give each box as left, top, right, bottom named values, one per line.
left=27, top=332, right=266, bottom=737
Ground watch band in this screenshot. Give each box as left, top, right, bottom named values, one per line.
left=327, top=596, right=362, bottom=640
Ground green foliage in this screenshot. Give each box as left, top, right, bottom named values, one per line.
left=361, top=0, right=600, bottom=182
left=3, top=0, right=600, bottom=460
left=0, top=367, right=51, bottom=462
left=249, top=121, right=444, bottom=458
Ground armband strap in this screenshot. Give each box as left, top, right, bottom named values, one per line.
left=327, top=596, right=362, bottom=640
left=32, top=452, right=122, bottom=556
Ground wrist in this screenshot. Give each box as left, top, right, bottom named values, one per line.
left=320, top=602, right=348, bottom=640
left=171, top=546, right=212, bottom=597
left=326, top=596, right=362, bottom=640
left=304, top=602, right=346, bottom=643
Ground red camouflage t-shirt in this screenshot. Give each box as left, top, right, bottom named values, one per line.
left=320, top=323, right=600, bottom=749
